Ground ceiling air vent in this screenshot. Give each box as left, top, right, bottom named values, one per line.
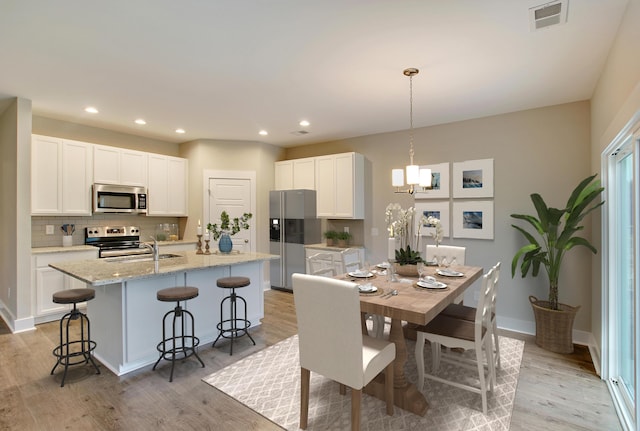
left=529, top=0, right=568, bottom=31
left=290, top=130, right=310, bottom=136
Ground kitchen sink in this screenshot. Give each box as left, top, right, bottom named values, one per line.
left=106, top=253, right=182, bottom=263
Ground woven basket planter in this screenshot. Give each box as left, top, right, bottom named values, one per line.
left=394, top=263, right=418, bottom=277
left=529, top=295, right=581, bottom=354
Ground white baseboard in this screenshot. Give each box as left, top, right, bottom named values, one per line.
left=0, top=303, right=35, bottom=333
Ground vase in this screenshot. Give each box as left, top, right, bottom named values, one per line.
left=218, top=233, right=233, bottom=253
left=393, top=263, right=418, bottom=277
left=529, top=295, right=580, bottom=353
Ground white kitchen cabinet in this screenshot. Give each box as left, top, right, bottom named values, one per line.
left=293, top=157, right=316, bottom=189
left=315, top=152, right=364, bottom=219
left=274, top=160, right=293, bottom=190
left=93, top=144, right=148, bottom=187
left=32, top=249, right=98, bottom=323
left=147, top=154, right=188, bottom=216
left=275, top=158, right=316, bottom=190
left=31, top=135, right=93, bottom=215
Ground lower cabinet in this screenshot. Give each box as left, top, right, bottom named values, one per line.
left=33, top=249, right=98, bottom=323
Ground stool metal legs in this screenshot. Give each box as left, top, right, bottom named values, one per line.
left=51, top=304, right=100, bottom=387
left=212, top=288, right=256, bottom=355
left=153, top=301, right=205, bottom=382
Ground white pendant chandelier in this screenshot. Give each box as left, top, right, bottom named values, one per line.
left=392, top=67, right=431, bottom=194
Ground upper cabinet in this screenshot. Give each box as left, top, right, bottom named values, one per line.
left=274, top=160, right=293, bottom=190
left=315, top=152, right=364, bottom=219
left=274, top=152, right=364, bottom=219
left=93, top=144, right=148, bottom=187
left=147, top=154, right=188, bottom=216
left=32, top=135, right=189, bottom=217
left=32, top=135, right=93, bottom=215
left=274, top=157, right=316, bottom=190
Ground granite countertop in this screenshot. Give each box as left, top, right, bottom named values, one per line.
left=32, top=240, right=198, bottom=254
left=305, top=243, right=364, bottom=252
left=49, top=251, right=279, bottom=286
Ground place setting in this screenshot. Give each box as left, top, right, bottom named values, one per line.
left=414, top=261, right=449, bottom=291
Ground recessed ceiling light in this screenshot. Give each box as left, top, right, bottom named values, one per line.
left=299, top=120, right=310, bottom=127
left=259, top=130, right=268, bottom=136
left=175, top=128, right=185, bottom=134
left=135, top=118, right=146, bottom=125
left=85, top=106, right=99, bottom=114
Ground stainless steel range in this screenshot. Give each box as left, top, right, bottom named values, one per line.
left=85, top=226, right=151, bottom=258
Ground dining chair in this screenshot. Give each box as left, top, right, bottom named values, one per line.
left=426, top=244, right=467, bottom=304
left=340, top=248, right=363, bottom=274
left=292, top=273, right=395, bottom=430
left=414, top=266, right=496, bottom=414
left=307, top=252, right=337, bottom=277
left=441, top=262, right=502, bottom=371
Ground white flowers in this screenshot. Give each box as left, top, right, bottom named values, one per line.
left=419, top=215, right=443, bottom=246
left=385, top=203, right=416, bottom=250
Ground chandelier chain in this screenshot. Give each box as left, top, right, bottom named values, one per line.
left=409, top=73, right=414, bottom=165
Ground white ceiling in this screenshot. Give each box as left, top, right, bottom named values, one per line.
left=0, top=0, right=629, bottom=147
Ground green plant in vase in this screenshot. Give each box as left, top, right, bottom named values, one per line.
left=336, top=231, right=352, bottom=247
left=207, top=211, right=252, bottom=253
left=323, top=230, right=338, bottom=246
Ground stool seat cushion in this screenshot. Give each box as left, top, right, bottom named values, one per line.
left=53, top=288, right=95, bottom=304
left=216, top=276, right=250, bottom=289
left=157, top=286, right=199, bottom=302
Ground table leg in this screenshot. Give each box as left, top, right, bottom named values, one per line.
left=363, top=318, right=429, bottom=416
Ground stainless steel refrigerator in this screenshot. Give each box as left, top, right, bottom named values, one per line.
left=269, top=189, right=320, bottom=292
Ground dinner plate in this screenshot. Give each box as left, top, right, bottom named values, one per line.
left=349, top=271, right=375, bottom=278
left=358, top=284, right=378, bottom=293
left=436, top=269, right=464, bottom=277
left=376, top=262, right=390, bottom=269
left=416, top=280, right=447, bottom=289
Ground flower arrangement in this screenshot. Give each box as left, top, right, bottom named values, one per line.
left=385, top=203, right=415, bottom=250
left=418, top=214, right=443, bottom=247
left=207, top=211, right=252, bottom=241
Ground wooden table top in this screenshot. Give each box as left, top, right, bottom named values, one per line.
left=341, top=265, right=483, bottom=326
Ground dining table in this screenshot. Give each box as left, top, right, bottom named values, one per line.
left=339, top=264, right=483, bottom=417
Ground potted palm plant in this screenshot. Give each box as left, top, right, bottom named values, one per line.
left=511, top=174, right=604, bottom=353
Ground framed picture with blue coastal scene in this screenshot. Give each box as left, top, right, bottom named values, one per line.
left=452, top=158, right=494, bottom=198
left=414, top=201, right=450, bottom=238
left=452, top=200, right=494, bottom=239
left=414, top=162, right=449, bottom=199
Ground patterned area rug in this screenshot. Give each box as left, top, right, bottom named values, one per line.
left=203, top=334, right=524, bottom=430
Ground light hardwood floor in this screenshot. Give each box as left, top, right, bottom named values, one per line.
left=0, top=289, right=622, bottom=430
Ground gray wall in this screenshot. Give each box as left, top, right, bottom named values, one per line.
left=590, top=0, right=640, bottom=353
left=285, top=101, right=593, bottom=335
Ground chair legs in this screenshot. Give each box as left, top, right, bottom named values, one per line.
left=300, top=367, right=310, bottom=430
left=300, top=364, right=394, bottom=430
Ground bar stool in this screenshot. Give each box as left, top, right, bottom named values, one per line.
left=152, top=286, right=205, bottom=382
left=50, top=288, right=100, bottom=387
left=212, top=276, right=256, bottom=355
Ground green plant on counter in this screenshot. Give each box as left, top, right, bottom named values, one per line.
left=323, top=230, right=338, bottom=240
left=394, top=245, right=424, bottom=265
left=207, top=211, right=252, bottom=241
left=336, top=231, right=352, bottom=241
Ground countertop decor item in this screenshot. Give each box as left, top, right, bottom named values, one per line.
left=511, top=174, right=604, bottom=353
left=208, top=211, right=252, bottom=253
left=323, top=230, right=338, bottom=246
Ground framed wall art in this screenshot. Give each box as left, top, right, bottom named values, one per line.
left=414, top=201, right=450, bottom=239
left=414, top=162, right=450, bottom=199
left=452, top=200, right=494, bottom=240
left=452, top=158, right=494, bottom=198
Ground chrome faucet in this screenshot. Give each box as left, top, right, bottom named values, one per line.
left=142, top=237, right=159, bottom=262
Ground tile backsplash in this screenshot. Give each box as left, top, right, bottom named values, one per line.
left=32, top=215, right=183, bottom=248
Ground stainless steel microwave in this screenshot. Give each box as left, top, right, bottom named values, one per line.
left=92, top=183, right=147, bottom=214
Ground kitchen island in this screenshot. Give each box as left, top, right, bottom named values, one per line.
left=50, top=252, right=278, bottom=376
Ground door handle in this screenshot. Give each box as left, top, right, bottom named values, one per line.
left=244, top=239, right=249, bottom=243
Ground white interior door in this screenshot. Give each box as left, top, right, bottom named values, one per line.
left=205, top=171, right=255, bottom=253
